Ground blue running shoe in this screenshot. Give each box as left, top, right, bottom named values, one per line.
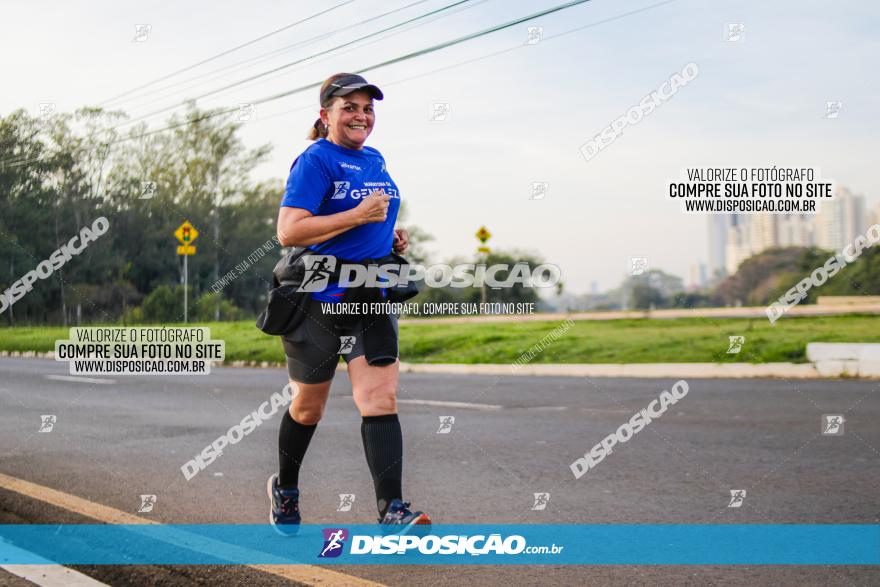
left=267, top=473, right=300, bottom=536
left=379, top=499, right=432, bottom=534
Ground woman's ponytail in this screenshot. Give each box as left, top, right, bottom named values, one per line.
left=307, top=117, right=328, bottom=141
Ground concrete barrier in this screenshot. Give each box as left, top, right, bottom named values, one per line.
left=806, top=343, right=880, bottom=377
left=817, top=296, right=880, bottom=306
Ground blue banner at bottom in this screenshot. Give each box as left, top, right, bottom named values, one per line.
left=0, top=525, right=877, bottom=565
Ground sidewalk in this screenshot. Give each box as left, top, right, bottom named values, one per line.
left=401, top=302, right=880, bottom=324
left=2, top=353, right=874, bottom=379
left=396, top=362, right=826, bottom=379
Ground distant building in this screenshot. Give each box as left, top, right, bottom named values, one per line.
left=725, top=218, right=751, bottom=275
left=778, top=214, right=814, bottom=247
left=714, top=185, right=867, bottom=275
left=688, top=263, right=708, bottom=290
left=707, top=215, right=734, bottom=279
left=869, top=200, right=880, bottom=228
left=814, top=186, right=867, bottom=250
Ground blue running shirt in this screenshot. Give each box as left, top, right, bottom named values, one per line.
left=280, top=138, right=401, bottom=302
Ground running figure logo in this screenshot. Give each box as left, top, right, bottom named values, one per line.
left=38, top=415, right=56, bottom=433
left=132, top=24, right=152, bottom=42
left=429, top=103, right=450, bottom=122
left=319, top=528, right=348, bottom=558
left=530, top=182, right=549, bottom=200
left=331, top=181, right=350, bottom=199
left=824, top=101, right=843, bottom=120
left=238, top=103, right=255, bottom=122
left=298, top=255, right=336, bottom=292
left=630, top=256, right=648, bottom=276
left=727, top=489, right=746, bottom=508
left=437, top=416, right=455, bottom=434
left=139, top=181, right=157, bottom=200
left=38, top=103, right=56, bottom=118
left=822, top=414, right=845, bottom=435
left=726, top=23, right=744, bottom=42
left=338, top=336, right=356, bottom=355
left=337, top=494, right=355, bottom=512
left=525, top=26, right=543, bottom=45
left=138, top=494, right=157, bottom=513
left=727, top=336, right=745, bottom=354
left=531, top=492, right=550, bottom=511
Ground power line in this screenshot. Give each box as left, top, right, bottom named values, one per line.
left=115, top=0, right=474, bottom=130
left=3, top=0, right=654, bottom=166
left=8, top=0, right=595, bottom=156
left=99, top=0, right=355, bottom=106
left=0, top=0, right=477, bottom=169
left=135, top=0, right=598, bottom=138
left=124, top=0, right=489, bottom=116
left=251, top=0, right=680, bottom=129
left=110, top=0, right=437, bottom=114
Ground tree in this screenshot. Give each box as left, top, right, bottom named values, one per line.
left=630, top=282, right=664, bottom=310
left=708, top=246, right=880, bottom=307
left=608, top=269, right=684, bottom=310
left=0, top=103, right=471, bottom=325
left=139, top=285, right=183, bottom=323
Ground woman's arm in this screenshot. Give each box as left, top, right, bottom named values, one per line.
left=277, top=190, right=391, bottom=247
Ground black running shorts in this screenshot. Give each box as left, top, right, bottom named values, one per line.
left=281, top=297, right=399, bottom=384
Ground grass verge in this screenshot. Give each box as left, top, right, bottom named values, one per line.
left=0, top=314, right=876, bottom=364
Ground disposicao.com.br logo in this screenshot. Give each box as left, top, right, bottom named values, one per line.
left=318, top=528, right=563, bottom=557
left=297, top=255, right=561, bottom=291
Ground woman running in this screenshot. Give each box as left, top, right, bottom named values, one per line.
left=267, top=72, right=430, bottom=534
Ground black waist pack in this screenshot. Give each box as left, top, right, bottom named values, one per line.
left=255, top=248, right=420, bottom=336
left=375, top=251, right=421, bottom=304
left=254, top=247, right=310, bottom=336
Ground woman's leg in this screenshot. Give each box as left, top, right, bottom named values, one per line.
left=348, top=357, right=402, bottom=517
left=271, top=300, right=341, bottom=534
left=278, top=298, right=342, bottom=489
left=278, top=379, right=331, bottom=488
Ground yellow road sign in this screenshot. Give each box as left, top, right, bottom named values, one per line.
left=177, top=245, right=196, bottom=256
left=475, top=226, right=491, bottom=243
left=174, top=221, right=199, bottom=245
left=477, top=246, right=490, bottom=254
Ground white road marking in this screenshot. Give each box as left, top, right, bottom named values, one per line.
left=397, top=398, right=503, bottom=410
left=0, top=473, right=386, bottom=587
left=526, top=405, right=567, bottom=411
left=45, top=375, right=115, bottom=385
left=2, top=565, right=110, bottom=586
left=1, top=541, right=109, bottom=586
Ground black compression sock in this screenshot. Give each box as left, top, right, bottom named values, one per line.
left=278, top=409, right=317, bottom=489
left=361, top=413, right=403, bottom=518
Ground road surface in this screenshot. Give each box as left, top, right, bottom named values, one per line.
left=0, top=357, right=877, bottom=585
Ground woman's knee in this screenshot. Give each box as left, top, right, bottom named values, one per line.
left=353, top=383, right=397, bottom=415
left=289, top=380, right=331, bottom=424
left=289, top=403, right=324, bottom=425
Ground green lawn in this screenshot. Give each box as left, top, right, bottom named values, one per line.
left=1, top=314, right=876, bottom=365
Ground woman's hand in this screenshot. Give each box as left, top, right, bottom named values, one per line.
left=392, top=228, right=409, bottom=253
left=354, top=190, right=391, bottom=224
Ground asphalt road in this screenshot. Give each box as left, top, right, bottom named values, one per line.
left=0, top=357, right=878, bottom=586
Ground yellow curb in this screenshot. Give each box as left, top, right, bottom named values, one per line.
left=0, top=472, right=385, bottom=587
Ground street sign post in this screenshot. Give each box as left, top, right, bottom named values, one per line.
left=475, top=226, right=491, bottom=251
left=475, top=226, right=491, bottom=304
left=174, top=221, right=199, bottom=323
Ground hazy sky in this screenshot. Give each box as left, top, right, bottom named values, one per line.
left=3, top=0, right=878, bottom=294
